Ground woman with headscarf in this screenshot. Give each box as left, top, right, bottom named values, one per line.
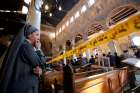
left=0, top=23, right=45, bottom=93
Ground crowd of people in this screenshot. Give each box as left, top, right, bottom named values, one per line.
left=67, top=52, right=122, bottom=68
left=47, top=46, right=140, bottom=72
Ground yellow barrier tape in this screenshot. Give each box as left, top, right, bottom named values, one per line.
left=47, top=12, right=140, bottom=64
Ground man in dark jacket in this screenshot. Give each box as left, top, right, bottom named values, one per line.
left=0, top=24, right=44, bottom=93
left=135, top=48, right=140, bottom=58
left=63, top=62, right=74, bottom=93
left=89, top=55, right=95, bottom=64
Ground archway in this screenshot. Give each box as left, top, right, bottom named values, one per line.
left=106, top=4, right=138, bottom=27
left=87, top=23, right=105, bottom=36
left=75, top=33, right=83, bottom=45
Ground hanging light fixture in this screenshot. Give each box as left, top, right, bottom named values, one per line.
left=24, top=0, right=31, bottom=4
left=58, top=6, right=62, bottom=11
left=49, top=13, right=52, bottom=17
left=45, top=4, right=49, bottom=10
left=22, top=6, right=28, bottom=14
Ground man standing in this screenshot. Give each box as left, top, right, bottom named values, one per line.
left=0, top=24, right=44, bottom=93
left=89, top=55, right=95, bottom=65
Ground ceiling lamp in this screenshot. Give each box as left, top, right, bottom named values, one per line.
left=22, top=6, right=28, bottom=14
left=81, top=5, right=87, bottom=13
left=75, top=11, right=80, bottom=19
left=66, top=21, right=69, bottom=27
left=62, top=25, right=65, bottom=30
left=70, top=16, right=74, bottom=23
left=58, top=6, right=62, bottom=11
left=49, top=13, right=52, bottom=17
left=0, top=28, right=4, bottom=30
left=45, top=5, right=49, bottom=10
left=5, top=10, right=10, bottom=12
left=59, top=28, right=62, bottom=33
left=24, top=0, right=31, bottom=4
left=88, top=0, right=95, bottom=7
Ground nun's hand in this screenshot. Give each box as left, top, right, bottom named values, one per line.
left=35, top=40, right=41, bottom=50
left=33, top=66, right=42, bottom=77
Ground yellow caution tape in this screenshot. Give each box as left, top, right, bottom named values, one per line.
left=47, top=12, right=140, bottom=64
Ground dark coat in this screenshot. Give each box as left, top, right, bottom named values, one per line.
left=115, top=55, right=122, bottom=68
left=0, top=24, right=44, bottom=93
left=63, top=64, right=74, bottom=93
left=89, top=58, right=95, bottom=64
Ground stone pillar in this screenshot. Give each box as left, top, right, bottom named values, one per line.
left=27, top=0, right=42, bottom=31
left=71, top=37, right=75, bottom=49
left=52, top=42, right=59, bottom=56
left=63, top=44, right=67, bottom=65
left=71, top=37, right=77, bottom=59
left=83, top=32, right=88, bottom=41
left=108, top=41, right=117, bottom=54
left=86, top=48, right=91, bottom=60
left=83, top=33, right=91, bottom=59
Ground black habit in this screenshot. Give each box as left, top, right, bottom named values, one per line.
left=0, top=24, right=44, bottom=93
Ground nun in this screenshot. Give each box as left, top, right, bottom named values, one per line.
left=0, top=23, right=45, bottom=93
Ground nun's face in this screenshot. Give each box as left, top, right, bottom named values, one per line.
left=28, top=31, right=40, bottom=46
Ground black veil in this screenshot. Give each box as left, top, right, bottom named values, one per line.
left=0, top=20, right=26, bottom=93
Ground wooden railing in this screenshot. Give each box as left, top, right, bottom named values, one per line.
left=43, top=66, right=129, bottom=93
left=74, top=67, right=128, bottom=93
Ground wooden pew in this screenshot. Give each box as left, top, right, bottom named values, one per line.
left=75, top=71, right=113, bottom=93
left=74, top=68, right=129, bottom=93
left=43, top=66, right=129, bottom=93
left=118, top=67, right=128, bottom=88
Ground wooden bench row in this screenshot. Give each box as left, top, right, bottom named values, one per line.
left=43, top=66, right=129, bottom=93
left=74, top=67, right=128, bottom=93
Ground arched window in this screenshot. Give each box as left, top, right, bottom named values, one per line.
left=75, top=34, right=83, bottom=43
left=66, top=40, right=72, bottom=50
left=88, top=23, right=104, bottom=36
left=107, top=5, right=138, bottom=26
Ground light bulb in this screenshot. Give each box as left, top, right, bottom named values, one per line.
left=49, top=13, right=52, bottom=17
left=45, top=5, right=49, bottom=10
left=58, top=6, right=62, bottom=11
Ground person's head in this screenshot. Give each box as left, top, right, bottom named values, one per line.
left=103, top=54, right=106, bottom=57
left=79, top=54, right=82, bottom=58
left=96, top=53, right=98, bottom=56
left=24, top=24, right=40, bottom=46
left=91, top=55, right=93, bottom=58
left=74, top=59, right=77, bottom=61
left=123, top=50, right=128, bottom=53
left=66, top=59, right=71, bottom=64
left=114, top=52, right=117, bottom=56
